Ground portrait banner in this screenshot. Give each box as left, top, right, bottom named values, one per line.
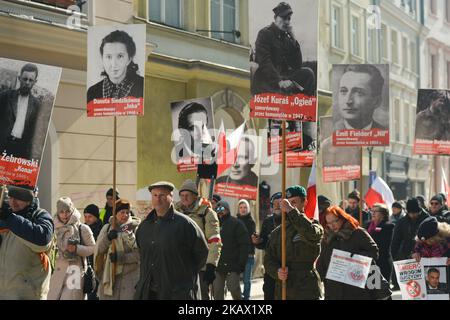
left=332, top=64, right=390, bottom=147
left=393, top=259, right=427, bottom=300
left=413, top=89, right=450, bottom=155
left=270, top=120, right=316, bottom=168
left=0, top=57, right=62, bottom=189
left=215, top=134, right=260, bottom=200
left=87, top=24, right=146, bottom=117
left=249, top=0, right=318, bottom=122
left=325, top=249, right=373, bottom=289
left=320, top=116, right=361, bottom=183
left=170, top=97, right=216, bottom=173
left=421, top=258, right=449, bottom=300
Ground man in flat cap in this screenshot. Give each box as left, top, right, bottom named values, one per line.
left=134, top=181, right=208, bottom=300
left=174, top=179, right=222, bottom=300
left=264, top=185, right=324, bottom=300
left=251, top=2, right=315, bottom=96
left=0, top=185, right=54, bottom=299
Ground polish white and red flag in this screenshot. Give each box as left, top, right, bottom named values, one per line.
left=365, top=176, right=395, bottom=209
left=216, top=121, right=246, bottom=176
left=441, top=166, right=450, bottom=202
left=305, top=161, right=319, bottom=220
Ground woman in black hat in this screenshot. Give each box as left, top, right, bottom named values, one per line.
left=412, top=216, right=450, bottom=264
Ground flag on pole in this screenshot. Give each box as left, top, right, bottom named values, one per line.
left=305, top=161, right=319, bottom=220
left=365, top=176, right=395, bottom=210
left=216, top=121, right=246, bottom=176
left=441, top=166, right=450, bottom=201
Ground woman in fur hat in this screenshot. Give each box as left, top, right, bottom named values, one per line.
left=94, top=199, right=141, bottom=300
left=48, top=197, right=96, bottom=300
left=316, top=206, right=380, bottom=300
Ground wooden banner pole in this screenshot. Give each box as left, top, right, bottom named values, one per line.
left=359, top=147, right=363, bottom=226
left=281, top=120, right=287, bottom=300
left=111, top=116, right=117, bottom=282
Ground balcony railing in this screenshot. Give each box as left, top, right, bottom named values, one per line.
left=0, top=0, right=88, bottom=29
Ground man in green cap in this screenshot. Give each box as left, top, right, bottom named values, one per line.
left=264, top=185, right=324, bottom=300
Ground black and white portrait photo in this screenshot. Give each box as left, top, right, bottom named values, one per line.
left=249, top=1, right=318, bottom=97
left=171, top=97, right=216, bottom=163
left=0, top=58, right=61, bottom=161
left=87, top=24, right=146, bottom=116
left=217, top=135, right=259, bottom=190
left=415, top=89, right=450, bottom=142
left=332, top=64, right=389, bottom=132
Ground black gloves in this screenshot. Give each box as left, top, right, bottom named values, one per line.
left=0, top=208, right=11, bottom=221
left=107, top=229, right=118, bottom=241
left=203, top=264, right=216, bottom=285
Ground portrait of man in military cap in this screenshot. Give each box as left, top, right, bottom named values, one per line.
left=250, top=1, right=318, bottom=97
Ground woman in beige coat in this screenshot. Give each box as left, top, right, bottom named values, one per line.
left=95, top=199, right=140, bottom=300
left=48, top=197, right=96, bottom=300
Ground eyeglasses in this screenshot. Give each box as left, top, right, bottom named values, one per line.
left=326, top=219, right=341, bottom=226
left=430, top=202, right=440, bottom=206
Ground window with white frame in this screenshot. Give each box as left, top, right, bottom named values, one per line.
left=431, top=54, right=438, bottom=87
left=403, top=102, right=409, bottom=144
left=332, top=5, right=342, bottom=48
left=381, top=24, right=388, bottom=59
left=446, top=0, right=450, bottom=22
left=351, top=16, right=360, bottom=56
left=210, top=0, right=239, bottom=43
left=367, top=29, right=377, bottom=62
left=394, top=99, right=401, bottom=141
left=391, top=30, right=399, bottom=63
left=410, top=42, right=417, bottom=73
left=447, top=61, right=450, bottom=89
left=149, top=0, right=182, bottom=28
left=402, top=37, right=408, bottom=69
left=430, top=0, right=437, bottom=15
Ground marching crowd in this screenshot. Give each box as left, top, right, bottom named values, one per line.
left=0, top=181, right=449, bottom=300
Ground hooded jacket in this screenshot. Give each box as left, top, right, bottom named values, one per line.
left=48, top=209, right=95, bottom=300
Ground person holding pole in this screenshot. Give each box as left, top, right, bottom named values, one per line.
left=0, top=185, right=54, bottom=299
left=174, top=179, right=222, bottom=300
left=264, top=185, right=324, bottom=299
left=94, top=199, right=140, bottom=300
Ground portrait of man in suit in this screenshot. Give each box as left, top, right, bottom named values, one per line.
left=425, top=268, right=447, bottom=295
left=0, top=63, right=41, bottom=159
left=333, top=64, right=388, bottom=131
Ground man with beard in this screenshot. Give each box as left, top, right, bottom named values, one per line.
left=252, top=192, right=282, bottom=299
left=0, top=63, right=41, bottom=159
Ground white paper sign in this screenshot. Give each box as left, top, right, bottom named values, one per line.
left=393, top=259, right=427, bottom=300
left=422, top=258, right=449, bottom=300
left=325, top=249, right=373, bottom=289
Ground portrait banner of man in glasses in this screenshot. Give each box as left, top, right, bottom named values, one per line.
left=0, top=58, right=61, bottom=188
left=414, top=89, right=450, bottom=155
left=249, top=0, right=318, bottom=121
left=171, top=97, right=216, bottom=172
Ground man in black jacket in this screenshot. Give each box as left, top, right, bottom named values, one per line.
left=252, top=192, right=282, bottom=300
left=345, top=190, right=371, bottom=227
left=251, top=2, right=315, bottom=96
left=134, top=181, right=208, bottom=300
left=391, top=198, right=429, bottom=262
left=0, top=63, right=41, bottom=159
left=237, top=199, right=256, bottom=300
left=213, top=200, right=249, bottom=300
left=428, top=195, right=450, bottom=224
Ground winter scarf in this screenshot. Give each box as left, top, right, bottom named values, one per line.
left=102, top=216, right=140, bottom=296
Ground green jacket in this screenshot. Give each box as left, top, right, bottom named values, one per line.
left=264, top=208, right=324, bottom=300
left=175, top=198, right=222, bottom=267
